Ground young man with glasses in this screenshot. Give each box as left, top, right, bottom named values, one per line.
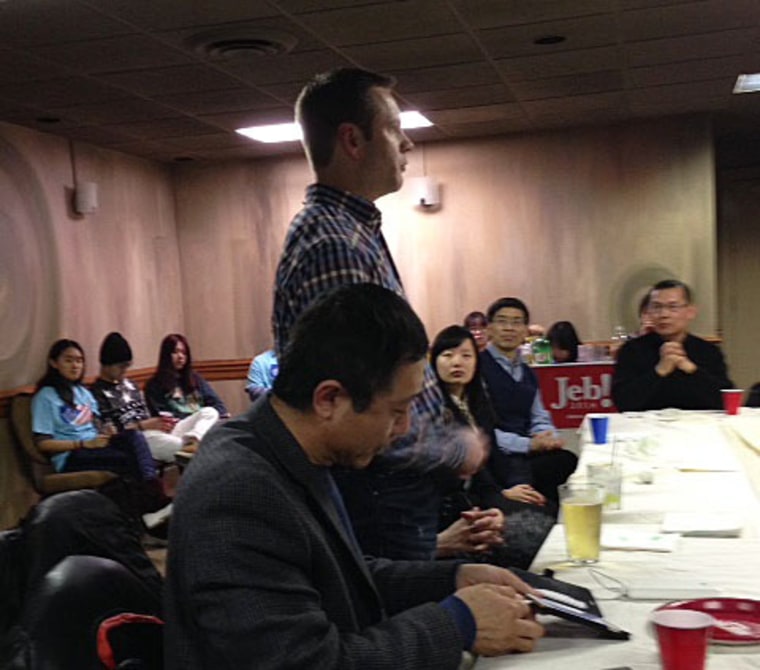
left=612, top=279, right=732, bottom=411
left=480, top=297, right=578, bottom=506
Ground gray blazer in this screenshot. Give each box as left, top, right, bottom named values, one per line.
left=164, top=398, right=466, bottom=669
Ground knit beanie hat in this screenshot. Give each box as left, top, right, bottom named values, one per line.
left=100, top=332, right=133, bottom=365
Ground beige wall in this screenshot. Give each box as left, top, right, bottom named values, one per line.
left=0, top=121, right=182, bottom=388
left=1, top=114, right=718, bottom=394
left=0, top=115, right=721, bottom=403
left=718, top=166, right=760, bottom=391
left=174, top=115, right=717, bottom=356
left=0, top=114, right=729, bottom=528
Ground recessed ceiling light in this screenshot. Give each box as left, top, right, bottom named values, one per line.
left=534, top=35, right=566, bottom=46
left=236, top=122, right=302, bottom=143
left=236, top=111, right=434, bottom=144
left=733, top=73, right=760, bottom=94
left=399, top=110, right=433, bottom=129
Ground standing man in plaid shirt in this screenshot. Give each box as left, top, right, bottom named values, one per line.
left=273, top=68, right=488, bottom=559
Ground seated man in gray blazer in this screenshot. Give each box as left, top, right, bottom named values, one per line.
left=164, top=284, right=543, bottom=669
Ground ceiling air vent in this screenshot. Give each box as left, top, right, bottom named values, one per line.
left=186, top=29, right=298, bottom=59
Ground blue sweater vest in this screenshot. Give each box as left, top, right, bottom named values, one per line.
left=479, top=351, right=538, bottom=437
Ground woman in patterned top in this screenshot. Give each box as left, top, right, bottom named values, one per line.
left=431, top=326, right=550, bottom=564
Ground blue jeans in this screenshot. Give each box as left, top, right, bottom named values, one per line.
left=63, top=430, right=156, bottom=481
left=334, top=466, right=441, bottom=560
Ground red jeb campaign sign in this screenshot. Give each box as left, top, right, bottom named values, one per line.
left=533, top=363, right=617, bottom=429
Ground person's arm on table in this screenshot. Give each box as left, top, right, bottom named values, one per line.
left=170, top=470, right=465, bottom=670
left=372, top=560, right=543, bottom=657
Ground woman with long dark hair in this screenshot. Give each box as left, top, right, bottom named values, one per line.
left=546, top=321, right=581, bottom=363
left=144, top=334, right=228, bottom=452
left=431, top=326, right=552, bottom=567
left=31, top=339, right=171, bottom=527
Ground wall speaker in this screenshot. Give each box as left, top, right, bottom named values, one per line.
left=74, top=181, right=98, bottom=214
left=409, top=176, right=441, bottom=209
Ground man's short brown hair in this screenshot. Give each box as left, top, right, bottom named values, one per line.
left=295, top=68, right=395, bottom=169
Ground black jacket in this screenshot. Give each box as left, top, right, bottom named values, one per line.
left=612, top=332, right=732, bottom=411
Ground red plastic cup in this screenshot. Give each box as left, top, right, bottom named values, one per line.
left=651, top=609, right=714, bottom=670
left=721, top=389, right=743, bottom=416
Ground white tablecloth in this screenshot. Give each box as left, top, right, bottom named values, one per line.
left=477, top=410, right=760, bottom=670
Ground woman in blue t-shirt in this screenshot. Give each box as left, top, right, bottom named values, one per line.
left=32, top=339, right=171, bottom=527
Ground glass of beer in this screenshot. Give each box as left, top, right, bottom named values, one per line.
left=559, top=482, right=604, bottom=564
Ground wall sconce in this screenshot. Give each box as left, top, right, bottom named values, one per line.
left=409, top=176, right=441, bottom=210
left=74, top=181, right=98, bottom=215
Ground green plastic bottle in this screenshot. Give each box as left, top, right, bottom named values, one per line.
left=531, top=336, right=554, bottom=365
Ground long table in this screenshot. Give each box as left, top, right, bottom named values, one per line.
left=476, top=409, right=760, bottom=669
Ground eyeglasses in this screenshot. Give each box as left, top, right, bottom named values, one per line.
left=492, top=317, right=526, bottom=327
left=649, top=302, right=688, bottom=314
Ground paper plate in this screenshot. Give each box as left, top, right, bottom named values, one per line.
left=657, top=598, right=760, bottom=645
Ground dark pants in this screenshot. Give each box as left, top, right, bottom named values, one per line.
left=62, top=431, right=167, bottom=516
left=63, top=430, right=156, bottom=481
left=334, top=467, right=441, bottom=560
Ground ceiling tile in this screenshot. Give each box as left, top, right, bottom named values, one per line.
left=0, top=78, right=129, bottom=108
left=32, top=35, right=194, bottom=74
left=428, top=103, right=526, bottom=125
left=154, top=88, right=283, bottom=115
left=452, top=0, right=613, bottom=29
left=0, top=0, right=757, bottom=162
left=433, top=116, right=533, bottom=139
left=344, top=34, right=482, bottom=72
left=197, top=108, right=296, bottom=131
left=0, top=0, right=135, bottom=47
left=510, top=70, right=623, bottom=101
left=523, top=91, right=624, bottom=117
left=45, top=98, right=178, bottom=126
left=215, top=50, right=352, bottom=86
left=629, top=56, right=746, bottom=88
left=157, top=16, right=326, bottom=54
left=405, top=84, right=516, bottom=111
left=393, top=62, right=501, bottom=93
left=297, top=0, right=460, bottom=46
left=85, top=0, right=279, bottom=31
left=626, top=29, right=755, bottom=67
left=109, top=116, right=222, bottom=140
left=496, top=46, right=621, bottom=81
left=101, top=64, right=244, bottom=96
left=0, top=49, right=78, bottom=85
left=477, top=14, right=620, bottom=59
left=628, top=78, right=733, bottom=107
left=274, top=0, right=388, bottom=12
left=622, top=0, right=759, bottom=40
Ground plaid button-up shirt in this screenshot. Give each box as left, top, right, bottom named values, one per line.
left=273, top=183, right=464, bottom=471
